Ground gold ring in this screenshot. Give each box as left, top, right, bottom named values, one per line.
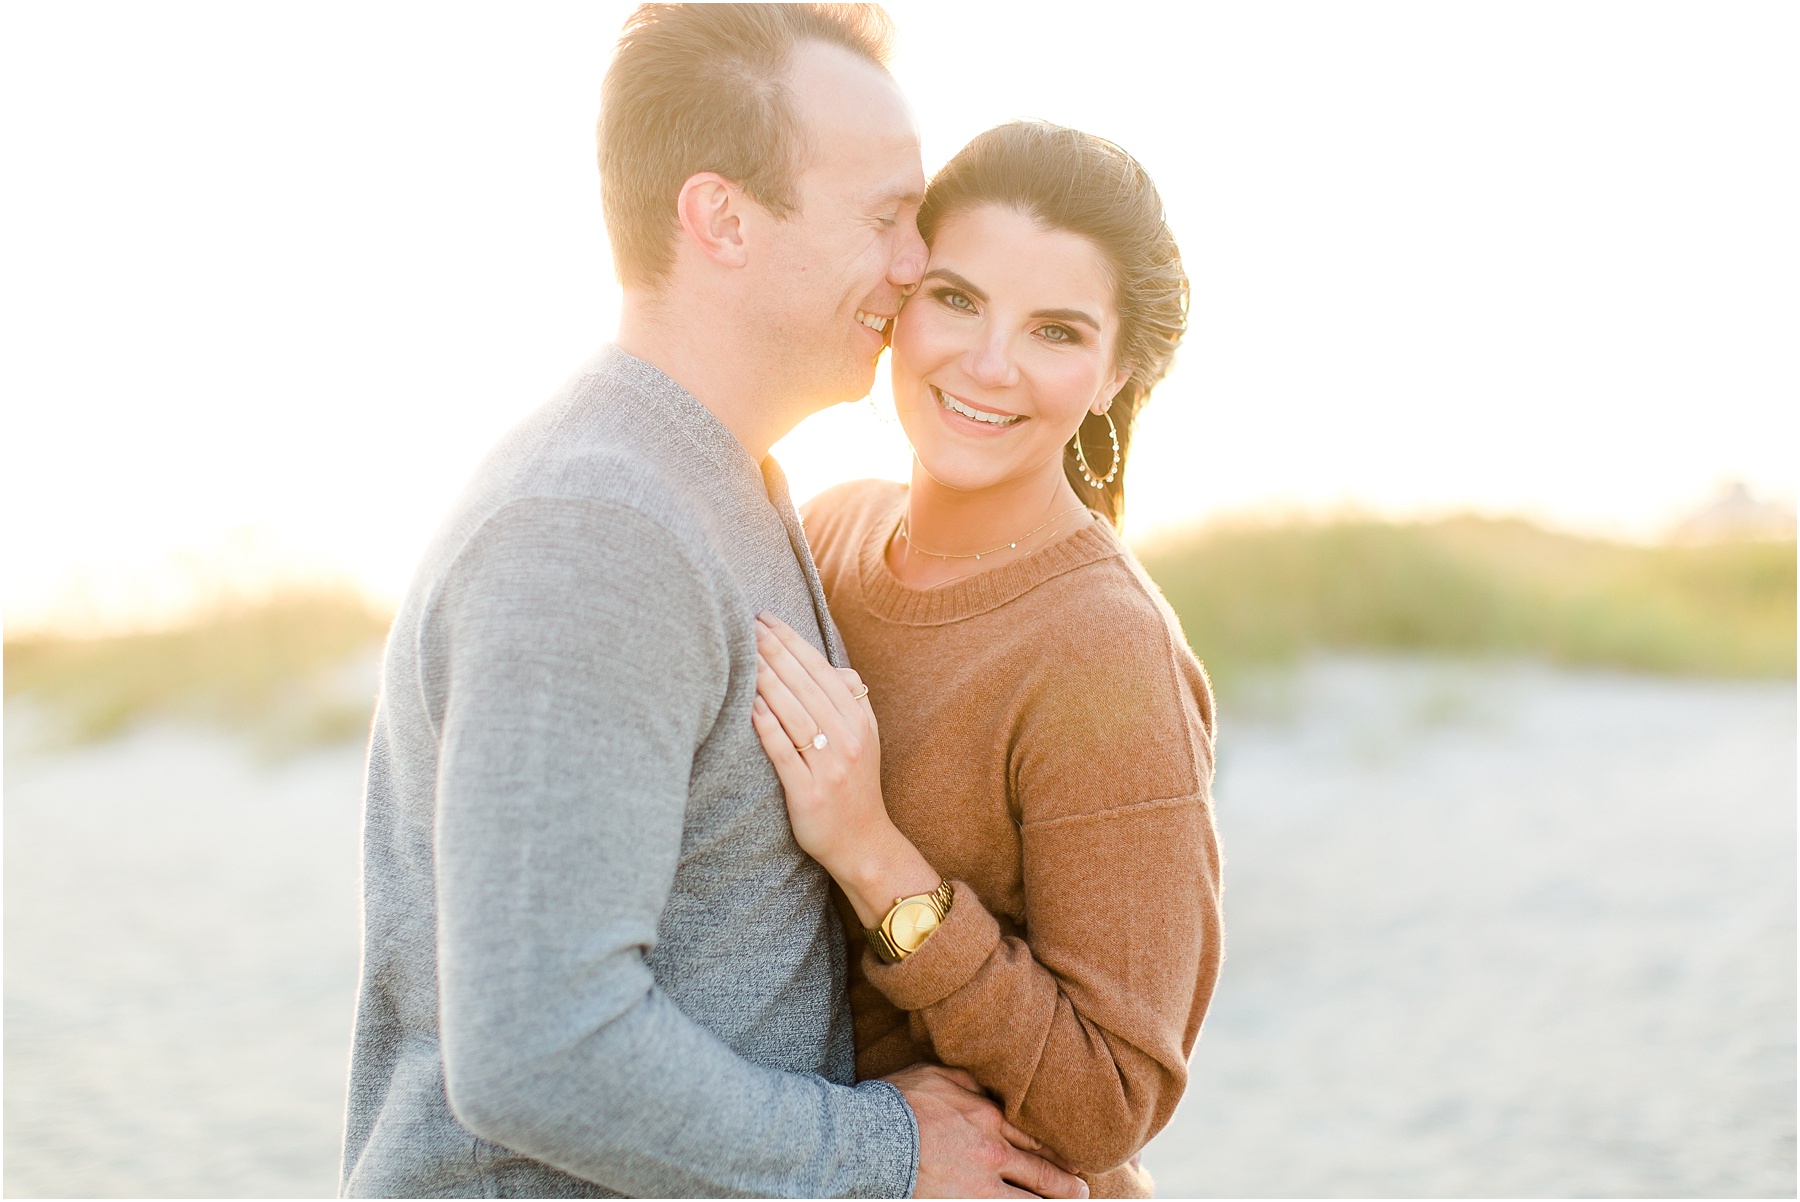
left=849, top=685, right=870, bottom=701
left=796, top=732, right=828, bottom=752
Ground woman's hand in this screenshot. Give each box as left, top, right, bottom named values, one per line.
left=751, top=613, right=939, bottom=926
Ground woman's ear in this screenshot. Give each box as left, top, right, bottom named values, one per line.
left=1094, top=367, right=1133, bottom=415
left=676, top=172, right=749, bottom=268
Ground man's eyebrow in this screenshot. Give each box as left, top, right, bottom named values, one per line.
left=873, top=185, right=925, bottom=207
left=921, top=268, right=987, bottom=302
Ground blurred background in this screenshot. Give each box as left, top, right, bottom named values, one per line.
left=4, top=1, right=1794, bottom=1197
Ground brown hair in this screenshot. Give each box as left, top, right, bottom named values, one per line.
left=918, top=122, right=1189, bottom=528
left=598, top=4, right=895, bottom=289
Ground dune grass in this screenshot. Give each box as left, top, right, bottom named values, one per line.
left=5, top=520, right=1792, bottom=748
left=5, top=590, right=391, bottom=750
left=1138, top=517, right=1796, bottom=692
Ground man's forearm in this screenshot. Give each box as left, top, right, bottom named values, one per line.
left=441, top=970, right=917, bottom=1197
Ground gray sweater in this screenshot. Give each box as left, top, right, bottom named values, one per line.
left=340, top=348, right=918, bottom=1198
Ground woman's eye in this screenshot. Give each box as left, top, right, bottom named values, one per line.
left=1040, top=324, right=1079, bottom=344
left=934, top=288, right=976, bottom=312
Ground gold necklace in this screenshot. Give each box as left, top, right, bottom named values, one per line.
left=897, top=503, right=1090, bottom=561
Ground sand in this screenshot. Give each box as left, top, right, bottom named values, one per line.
left=1143, top=658, right=1795, bottom=1197
left=4, top=656, right=1794, bottom=1197
left=5, top=728, right=365, bottom=1197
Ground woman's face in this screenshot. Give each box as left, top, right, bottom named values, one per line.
left=890, top=204, right=1131, bottom=495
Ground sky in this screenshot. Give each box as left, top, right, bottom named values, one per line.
left=3, top=2, right=1795, bottom=633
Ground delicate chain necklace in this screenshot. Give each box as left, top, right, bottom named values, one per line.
left=897, top=503, right=1090, bottom=562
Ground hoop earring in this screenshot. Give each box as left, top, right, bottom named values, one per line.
left=1071, top=408, right=1120, bottom=488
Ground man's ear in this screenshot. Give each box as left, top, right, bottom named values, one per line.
left=676, top=172, right=749, bottom=269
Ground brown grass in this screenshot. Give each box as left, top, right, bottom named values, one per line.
left=1139, top=518, right=1796, bottom=692
left=5, top=590, right=390, bottom=750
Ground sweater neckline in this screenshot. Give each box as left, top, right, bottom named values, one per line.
left=854, top=487, right=1122, bottom=626
left=585, top=347, right=850, bottom=666
left=590, top=346, right=771, bottom=495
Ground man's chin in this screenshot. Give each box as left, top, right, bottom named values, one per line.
left=830, top=361, right=882, bottom=409
left=789, top=348, right=884, bottom=415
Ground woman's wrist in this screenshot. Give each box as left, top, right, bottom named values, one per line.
left=832, top=825, right=942, bottom=929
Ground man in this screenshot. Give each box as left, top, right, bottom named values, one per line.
left=339, top=5, right=1088, bottom=1197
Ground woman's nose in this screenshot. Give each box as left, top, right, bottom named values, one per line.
left=966, top=332, right=1020, bottom=390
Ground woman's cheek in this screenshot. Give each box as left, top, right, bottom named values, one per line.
left=892, top=303, right=950, bottom=368
left=1036, top=357, right=1107, bottom=438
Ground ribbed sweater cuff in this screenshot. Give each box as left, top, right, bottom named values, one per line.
left=862, top=881, right=999, bottom=1012
left=849, top=1078, right=920, bottom=1198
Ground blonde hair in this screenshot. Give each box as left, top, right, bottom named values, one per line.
left=598, top=4, right=895, bottom=288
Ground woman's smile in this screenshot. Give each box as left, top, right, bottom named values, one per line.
left=931, top=385, right=1025, bottom=433
left=890, top=204, right=1127, bottom=497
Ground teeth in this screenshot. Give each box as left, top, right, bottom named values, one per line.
left=856, top=310, right=889, bottom=333
left=935, top=387, right=1022, bottom=427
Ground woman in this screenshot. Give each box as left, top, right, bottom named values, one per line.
left=750, top=122, right=1220, bottom=1198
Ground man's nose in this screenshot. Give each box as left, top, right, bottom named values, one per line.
left=889, top=226, right=927, bottom=290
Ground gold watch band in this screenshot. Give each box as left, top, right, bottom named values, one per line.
left=864, top=879, right=955, bottom=963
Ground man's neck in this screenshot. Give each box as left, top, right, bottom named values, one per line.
left=616, top=290, right=799, bottom=463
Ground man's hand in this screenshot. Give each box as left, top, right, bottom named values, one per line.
left=885, top=1063, right=1088, bottom=1199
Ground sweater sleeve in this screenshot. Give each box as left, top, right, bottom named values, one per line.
left=429, top=496, right=917, bottom=1199
left=860, top=585, right=1222, bottom=1175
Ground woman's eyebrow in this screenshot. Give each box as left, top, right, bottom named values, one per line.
left=1031, top=307, right=1101, bottom=330
left=922, top=268, right=988, bottom=303
left=924, top=270, right=1101, bottom=330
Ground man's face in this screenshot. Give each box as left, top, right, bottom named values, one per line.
left=753, top=41, right=927, bottom=410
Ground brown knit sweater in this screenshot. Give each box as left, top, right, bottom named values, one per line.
left=802, top=480, right=1223, bottom=1197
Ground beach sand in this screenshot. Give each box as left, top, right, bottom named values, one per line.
left=4, top=657, right=1793, bottom=1197
left=1144, top=658, right=1795, bottom=1197
left=4, top=727, right=365, bottom=1197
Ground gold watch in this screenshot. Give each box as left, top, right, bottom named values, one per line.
left=864, top=879, right=955, bottom=963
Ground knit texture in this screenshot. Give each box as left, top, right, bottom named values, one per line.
left=340, top=350, right=917, bottom=1198
left=804, top=479, right=1224, bottom=1198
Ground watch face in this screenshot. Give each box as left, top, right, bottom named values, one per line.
left=888, top=899, right=942, bottom=950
